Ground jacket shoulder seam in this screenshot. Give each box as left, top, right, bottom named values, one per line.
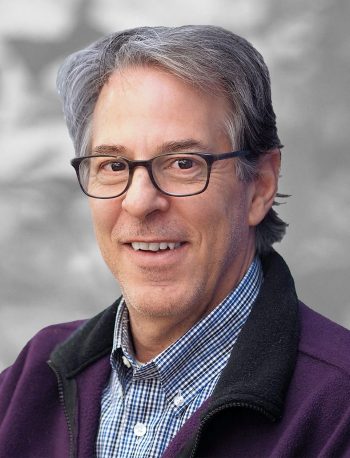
left=298, top=348, right=350, bottom=378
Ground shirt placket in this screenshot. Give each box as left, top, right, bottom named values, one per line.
left=124, top=361, right=162, bottom=455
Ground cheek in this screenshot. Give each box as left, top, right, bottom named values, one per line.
left=207, top=188, right=250, bottom=243
left=188, top=195, right=239, bottom=248
left=203, top=179, right=249, bottom=223
left=89, top=199, right=121, bottom=237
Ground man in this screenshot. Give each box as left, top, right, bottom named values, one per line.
left=1, top=25, right=349, bottom=458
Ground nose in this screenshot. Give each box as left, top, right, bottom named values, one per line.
left=121, top=167, right=170, bottom=218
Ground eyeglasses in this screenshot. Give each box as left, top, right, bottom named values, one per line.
left=71, top=149, right=251, bottom=199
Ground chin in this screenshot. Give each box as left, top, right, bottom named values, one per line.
left=120, top=282, right=203, bottom=321
left=122, top=289, right=179, bottom=318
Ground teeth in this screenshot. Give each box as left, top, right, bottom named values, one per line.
left=131, top=242, right=141, bottom=250
left=149, top=243, right=159, bottom=252
left=131, top=242, right=181, bottom=252
left=139, top=242, right=149, bottom=251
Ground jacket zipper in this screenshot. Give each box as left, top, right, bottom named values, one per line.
left=190, top=401, right=275, bottom=458
left=47, top=360, right=75, bottom=458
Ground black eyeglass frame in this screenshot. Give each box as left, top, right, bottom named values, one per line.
left=70, top=149, right=252, bottom=199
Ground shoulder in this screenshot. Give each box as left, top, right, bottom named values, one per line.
left=260, top=303, right=350, bottom=457
left=0, top=318, right=87, bottom=436
left=19, top=319, right=87, bottom=361
left=291, top=302, right=350, bottom=413
left=30, top=319, right=87, bottom=347
left=298, top=301, right=350, bottom=376
left=280, top=303, right=350, bottom=454
left=0, top=319, right=86, bottom=385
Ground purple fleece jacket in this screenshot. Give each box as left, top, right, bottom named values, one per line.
left=1, top=252, right=350, bottom=457
left=164, top=304, right=350, bottom=457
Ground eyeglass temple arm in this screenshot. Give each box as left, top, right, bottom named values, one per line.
left=214, top=149, right=252, bottom=161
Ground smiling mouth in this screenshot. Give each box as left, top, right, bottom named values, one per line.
left=130, top=242, right=183, bottom=252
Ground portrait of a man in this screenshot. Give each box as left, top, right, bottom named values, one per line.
left=1, top=21, right=349, bottom=458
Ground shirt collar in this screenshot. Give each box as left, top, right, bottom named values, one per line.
left=111, top=256, right=263, bottom=407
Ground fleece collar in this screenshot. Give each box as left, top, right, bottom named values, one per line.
left=205, top=250, right=299, bottom=421
left=50, top=301, right=118, bottom=378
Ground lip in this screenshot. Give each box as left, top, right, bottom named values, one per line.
left=122, top=238, right=185, bottom=244
left=122, top=241, right=189, bottom=268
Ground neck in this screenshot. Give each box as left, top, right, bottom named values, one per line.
left=128, top=312, right=198, bottom=363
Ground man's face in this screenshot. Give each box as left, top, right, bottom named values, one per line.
left=90, top=66, right=257, bottom=329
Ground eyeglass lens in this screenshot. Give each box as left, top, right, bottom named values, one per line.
left=78, top=154, right=209, bottom=198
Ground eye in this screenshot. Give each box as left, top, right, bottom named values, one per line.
left=156, top=154, right=206, bottom=177
left=166, top=156, right=203, bottom=170
left=175, top=158, right=194, bottom=169
left=101, top=160, right=127, bottom=172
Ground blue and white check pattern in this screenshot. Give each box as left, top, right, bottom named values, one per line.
left=96, top=257, right=263, bottom=457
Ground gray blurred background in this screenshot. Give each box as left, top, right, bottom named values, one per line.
left=1, top=0, right=349, bottom=372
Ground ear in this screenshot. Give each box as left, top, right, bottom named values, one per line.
left=248, top=149, right=281, bottom=227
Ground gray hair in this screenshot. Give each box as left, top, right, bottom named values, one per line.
left=57, top=25, right=287, bottom=254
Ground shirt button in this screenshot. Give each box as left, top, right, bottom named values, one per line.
left=174, top=393, right=185, bottom=407
left=122, top=356, right=131, bottom=368
left=134, top=422, right=147, bottom=437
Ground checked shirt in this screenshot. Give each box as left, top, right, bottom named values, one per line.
left=96, top=257, right=263, bottom=457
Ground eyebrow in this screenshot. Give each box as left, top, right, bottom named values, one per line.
left=92, top=139, right=211, bottom=156
left=157, top=139, right=210, bottom=154
left=93, top=144, right=126, bottom=155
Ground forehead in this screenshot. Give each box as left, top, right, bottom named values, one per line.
left=91, top=66, right=232, bottom=153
